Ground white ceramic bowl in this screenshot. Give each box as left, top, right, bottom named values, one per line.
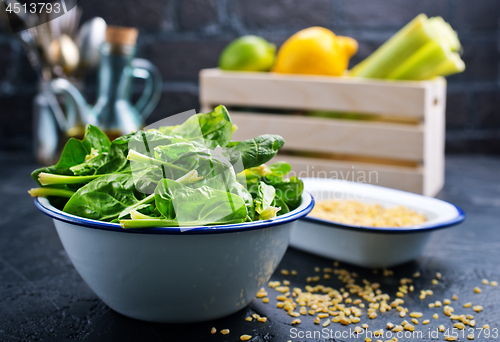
left=291, top=178, right=465, bottom=268
left=35, top=192, right=314, bottom=323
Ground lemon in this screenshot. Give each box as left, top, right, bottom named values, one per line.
left=219, top=36, right=276, bottom=72
left=273, top=27, right=358, bottom=76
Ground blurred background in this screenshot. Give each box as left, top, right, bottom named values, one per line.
left=0, top=0, right=499, bottom=154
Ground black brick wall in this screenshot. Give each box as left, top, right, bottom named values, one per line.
left=0, top=0, right=499, bottom=153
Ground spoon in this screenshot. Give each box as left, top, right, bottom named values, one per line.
left=76, top=17, right=107, bottom=69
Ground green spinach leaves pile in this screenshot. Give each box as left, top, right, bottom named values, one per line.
left=29, top=105, right=304, bottom=228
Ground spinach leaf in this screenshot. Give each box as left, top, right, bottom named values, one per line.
left=274, top=196, right=290, bottom=216
left=223, top=135, right=285, bottom=172
left=154, top=142, right=196, bottom=163
left=253, top=182, right=281, bottom=220
left=169, top=105, right=233, bottom=149
left=33, top=125, right=113, bottom=181
left=63, top=174, right=145, bottom=221
left=241, top=161, right=292, bottom=186
left=229, top=183, right=255, bottom=222
left=31, top=138, right=88, bottom=185
left=154, top=179, right=175, bottom=219
left=154, top=179, right=247, bottom=225
left=273, top=176, right=304, bottom=211
left=81, top=124, right=111, bottom=154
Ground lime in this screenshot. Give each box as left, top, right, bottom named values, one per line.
left=219, top=36, right=276, bottom=72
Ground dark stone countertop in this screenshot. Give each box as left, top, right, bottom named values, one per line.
left=1, top=153, right=499, bottom=342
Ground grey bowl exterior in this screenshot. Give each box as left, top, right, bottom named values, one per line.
left=54, top=219, right=293, bottom=322
left=37, top=192, right=313, bottom=323
left=291, top=220, right=432, bottom=268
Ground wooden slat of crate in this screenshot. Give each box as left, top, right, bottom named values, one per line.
left=230, top=112, right=425, bottom=161
left=423, top=78, right=447, bottom=196
left=272, top=155, right=424, bottom=194
left=200, top=68, right=433, bottom=117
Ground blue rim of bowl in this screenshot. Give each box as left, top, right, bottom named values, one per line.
left=301, top=203, right=465, bottom=234
left=34, top=191, right=315, bottom=235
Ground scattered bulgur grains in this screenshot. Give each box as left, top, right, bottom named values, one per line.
left=452, top=294, right=459, bottom=301
left=436, top=272, right=442, bottom=280
left=469, top=320, right=476, bottom=327
left=262, top=297, right=269, bottom=303
left=392, top=325, right=403, bottom=332
left=240, top=335, right=252, bottom=341
left=428, top=303, right=435, bottom=308
left=468, top=334, right=474, bottom=340
left=413, top=272, right=421, bottom=278
left=211, top=327, right=216, bottom=334
left=365, top=338, right=372, bottom=342
left=322, top=319, right=330, bottom=327
left=399, top=311, right=406, bottom=318
left=411, top=318, right=418, bottom=325
left=439, top=325, right=445, bottom=332
left=291, top=319, right=301, bottom=325
left=445, top=336, right=457, bottom=341
left=454, top=323, right=465, bottom=330
left=482, top=279, right=489, bottom=285
left=404, top=324, right=415, bottom=331
left=387, top=322, right=394, bottom=329
left=341, top=317, right=352, bottom=325
left=257, top=317, right=267, bottom=323
left=221, top=329, right=230, bottom=335
left=483, top=324, right=490, bottom=329
left=432, top=279, right=439, bottom=285
left=283, top=280, right=290, bottom=286
left=435, top=301, right=442, bottom=307
left=256, top=288, right=267, bottom=298
left=245, top=317, right=252, bottom=321
left=409, top=312, right=423, bottom=318
left=433, top=313, right=439, bottom=319
left=423, top=319, right=430, bottom=325
left=491, top=281, right=498, bottom=286
left=444, top=299, right=451, bottom=305
left=314, top=317, right=320, bottom=324
left=354, top=326, right=363, bottom=333
left=281, top=269, right=289, bottom=276
left=473, top=305, right=483, bottom=312
left=362, top=323, right=369, bottom=329
left=474, top=287, right=482, bottom=293
left=291, top=270, right=298, bottom=276
left=463, top=302, right=472, bottom=308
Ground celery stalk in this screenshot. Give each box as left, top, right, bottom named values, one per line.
left=349, top=14, right=435, bottom=78
left=349, top=14, right=464, bottom=80
left=428, top=16, right=461, bottom=52
left=387, top=39, right=463, bottom=80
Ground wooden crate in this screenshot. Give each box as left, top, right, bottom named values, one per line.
left=200, top=68, right=446, bottom=196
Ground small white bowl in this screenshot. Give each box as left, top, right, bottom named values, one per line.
left=35, top=192, right=314, bottom=323
left=291, top=178, right=465, bottom=268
